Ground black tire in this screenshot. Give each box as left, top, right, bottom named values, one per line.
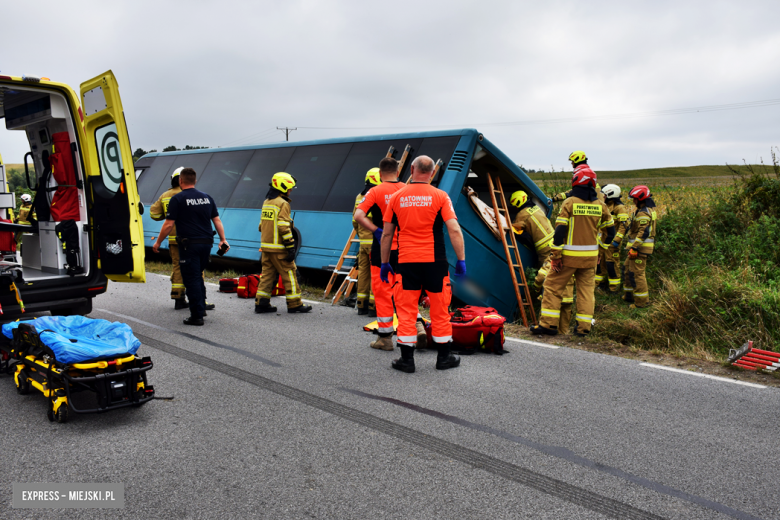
left=47, top=409, right=55, bottom=422
left=16, top=369, right=31, bottom=395
left=55, top=404, right=69, bottom=423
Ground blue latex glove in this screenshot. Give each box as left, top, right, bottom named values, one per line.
left=454, top=260, right=467, bottom=279
left=610, top=241, right=620, bottom=248
left=373, top=228, right=384, bottom=242
left=380, top=262, right=394, bottom=283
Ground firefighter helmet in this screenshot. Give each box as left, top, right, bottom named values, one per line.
left=629, top=185, right=651, bottom=201
left=271, top=172, right=297, bottom=192
left=172, top=167, right=184, bottom=179
left=509, top=190, right=528, bottom=208
left=568, top=150, right=587, bottom=163
left=21, top=193, right=32, bottom=203
left=601, top=184, right=621, bottom=199
left=365, top=167, right=381, bottom=186
left=571, top=168, right=596, bottom=188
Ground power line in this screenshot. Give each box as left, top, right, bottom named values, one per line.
left=295, top=98, right=780, bottom=131
left=277, top=127, right=297, bottom=141
left=219, top=127, right=278, bottom=147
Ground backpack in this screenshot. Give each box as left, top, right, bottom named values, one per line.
left=426, top=306, right=506, bottom=355
left=237, top=274, right=261, bottom=299
left=219, top=278, right=238, bottom=293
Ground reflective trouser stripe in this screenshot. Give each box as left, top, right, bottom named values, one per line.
left=623, top=287, right=634, bottom=292
left=433, top=335, right=452, bottom=343
left=377, top=316, right=394, bottom=334
left=594, top=274, right=605, bottom=282
left=562, top=297, right=574, bottom=304
left=609, top=279, right=621, bottom=286
left=285, top=269, right=300, bottom=299
left=576, top=314, right=592, bottom=323
left=257, top=291, right=272, bottom=298
left=371, top=264, right=398, bottom=328
left=397, top=335, right=417, bottom=343
left=541, top=308, right=560, bottom=318
left=357, top=293, right=368, bottom=298
left=634, top=292, right=649, bottom=298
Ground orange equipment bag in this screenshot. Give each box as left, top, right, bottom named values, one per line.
left=236, top=274, right=260, bottom=299
left=426, top=305, right=506, bottom=355
left=219, top=278, right=238, bottom=293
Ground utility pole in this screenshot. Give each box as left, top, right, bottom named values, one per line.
left=277, top=127, right=297, bottom=142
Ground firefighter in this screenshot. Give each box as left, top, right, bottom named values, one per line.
left=381, top=155, right=465, bottom=373
left=531, top=151, right=615, bottom=337
left=622, top=185, right=657, bottom=308
left=14, top=193, right=35, bottom=250
left=553, top=182, right=605, bottom=203
left=510, top=190, right=554, bottom=278
left=353, top=168, right=380, bottom=316
left=354, top=158, right=427, bottom=351
left=150, top=167, right=190, bottom=309
left=596, top=184, right=630, bottom=292
left=254, top=172, right=312, bottom=314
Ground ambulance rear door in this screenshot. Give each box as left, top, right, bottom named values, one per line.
left=79, top=71, right=145, bottom=282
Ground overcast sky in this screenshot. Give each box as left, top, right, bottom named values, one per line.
left=2, top=0, right=778, bottom=171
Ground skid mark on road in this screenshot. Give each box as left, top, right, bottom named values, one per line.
left=94, top=308, right=282, bottom=367
left=134, top=332, right=665, bottom=520
left=342, top=388, right=763, bottom=520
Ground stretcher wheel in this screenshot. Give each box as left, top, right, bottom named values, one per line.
left=16, top=369, right=31, bottom=395
left=55, top=405, right=69, bottom=424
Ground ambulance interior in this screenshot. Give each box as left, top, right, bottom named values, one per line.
left=462, top=143, right=547, bottom=222
left=0, top=85, right=89, bottom=282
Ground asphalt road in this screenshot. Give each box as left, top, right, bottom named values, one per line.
left=0, top=273, right=778, bottom=519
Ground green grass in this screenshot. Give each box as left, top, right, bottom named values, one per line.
left=526, top=164, right=771, bottom=181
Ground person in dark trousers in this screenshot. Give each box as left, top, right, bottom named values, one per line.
left=153, top=168, right=229, bottom=326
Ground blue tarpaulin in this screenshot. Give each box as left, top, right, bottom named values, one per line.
left=2, top=316, right=141, bottom=364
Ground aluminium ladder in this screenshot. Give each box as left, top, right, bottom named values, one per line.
left=486, top=174, right=537, bottom=327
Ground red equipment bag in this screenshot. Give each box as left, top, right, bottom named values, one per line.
left=272, top=274, right=286, bottom=296
left=0, top=218, right=16, bottom=252
left=219, top=278, right=238, bottom=293
left=427, top=306, right=507, bottom=355
left=236, top=274, right=261, bottom=299
left=48, top=132, right=80, bottom=221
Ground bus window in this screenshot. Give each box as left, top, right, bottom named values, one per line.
left=192, top=150, right=253, bottom=207
left=282, top=143, right=353, bottom=211
left=150, top=152, right=213, bottom=203
left=226, top=147, right=296, bottom=209
left=137, top=155, right=176, bottom=203
left=409, top=136, right=461, bottom=184
left=320, top=139, right=423, bottom=212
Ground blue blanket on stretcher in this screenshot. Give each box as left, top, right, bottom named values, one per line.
left=1, top=316, right=141, bottom=364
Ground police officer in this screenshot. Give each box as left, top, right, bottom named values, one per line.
left=152, top=168, right=229, bottom=326
left=354, top=157, right=427, bottom=351
left=150, top=167, right=188, bottom=309
left=597, top=184, right=630, bottom=292
left=622, top=185, right=657, bottom=308
left=254, top=172, right=312, bottom=314
left=353, top=168, right=380, bottom=316
left=380, top=155, right=465, bottom=373
left=531, top=151, right=615, bottom=337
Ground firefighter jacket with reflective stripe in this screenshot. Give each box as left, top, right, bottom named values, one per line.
left=352, top=193, right=374, bottom=246
left=260, top=195, right=294, bottom=252
left=553, top=189, right=605, bottom=203
left=512, top=205, right=554, bottom=255
left=150, top=187, right=181, bottom=244
left=15, top=204, right=34, bottom=226
left=551, top=196, right=615, bottom=268
left=603, top=200, right=630, bottom=246
left=626, top=205, right=657, bottom=255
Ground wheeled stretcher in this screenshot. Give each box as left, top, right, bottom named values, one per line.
left=0, top=316, right=154, bottom=423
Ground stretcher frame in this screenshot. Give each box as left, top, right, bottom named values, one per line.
left=0, top=322, right=154, bottom=423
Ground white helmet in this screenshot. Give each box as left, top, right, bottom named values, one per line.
left=21, top=194, right=32, bottom=203
left=601, top=184, right=621, bottom=199
left=172, top=167, right=185, bottom=179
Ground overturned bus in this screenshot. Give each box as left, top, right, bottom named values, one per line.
left=135, top=129, right=552, bottom=320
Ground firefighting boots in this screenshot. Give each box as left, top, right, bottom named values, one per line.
left=370, top=335, right=394, bottom=351
left=416, top=320, right=428, bottom=350
left=288, top=304, right=313, bottom=313
left=174, top=297, right=188, bottom=310
left=357, top=300, right=369, bottom=316
left=392, top=346, right=415, bottom=373
left=254, top=298, right=277, bottom=313
left=205, top=302, right=215, bottom=311
left=368, top=305, right=377, bottom=318
left=435, top=343, right=461, bottom=370
left=530, top=324, right=558, bottom=336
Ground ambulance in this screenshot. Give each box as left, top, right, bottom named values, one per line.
left=0, top=71, right=144, bottom=316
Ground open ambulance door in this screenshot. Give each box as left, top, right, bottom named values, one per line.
left=79, top=71, right=145, bottom=283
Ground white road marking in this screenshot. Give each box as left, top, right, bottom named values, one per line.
left=640, top=362, right=766, bottom=388
left=505, top=337, right=560, bottom=349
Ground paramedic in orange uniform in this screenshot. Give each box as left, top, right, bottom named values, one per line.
left=354, top=157, right=427, bottom=351
left=381, top=156, right=466, bottom=373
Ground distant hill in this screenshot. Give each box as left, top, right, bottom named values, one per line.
left=526, top=164, right=771, bottom=180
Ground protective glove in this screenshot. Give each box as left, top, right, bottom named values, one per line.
left=380, top=262, right=394, bottom=283
left=454, top=260, right=467, bottom=279
left=550, top=257, right=563, bottom=273
left=373, top=228, right=384, bottom=242
left=285, top=247, right=296, bottom=262
left=628, top=248, right=639, bottom=259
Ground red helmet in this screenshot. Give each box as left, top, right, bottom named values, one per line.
left=571, top=165, right=596, bottom=187
left=629, top=185, right=651, bottom=201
